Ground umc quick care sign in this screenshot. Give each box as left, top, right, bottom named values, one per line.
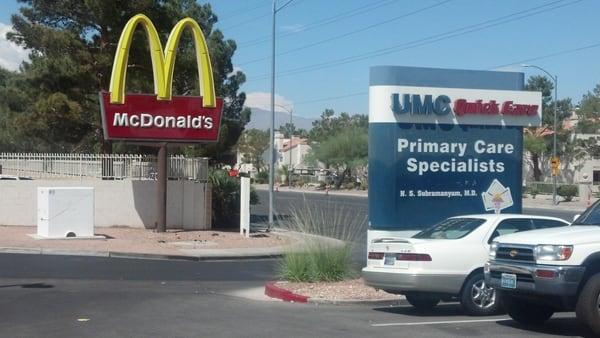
left=99, top=14, right=223, bottom=142
left=368, top=66, right=542, bottom=231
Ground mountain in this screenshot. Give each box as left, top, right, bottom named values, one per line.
left=245, top=108, right=316, bottom=131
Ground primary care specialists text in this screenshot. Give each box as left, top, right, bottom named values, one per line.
left=398, top=138, right=514, bottom=176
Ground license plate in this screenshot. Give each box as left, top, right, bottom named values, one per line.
left=501, top=273, right=517, bottom=289
left=384, top=253, right=395, bottom=266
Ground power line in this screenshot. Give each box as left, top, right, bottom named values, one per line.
left=238, top=0, right=399, bottom=48
left=219, top=12, right=270, bottom=31
left=294, top=91, right=367, bottom=106
left=246, top=0, right=581, bottom=82
left=238, top=0, right=452, bottom=66
left=219, top=0, right=304, bottom=31
left=491, top=41, right=600, bottom=70
left=290, top=40, right=600, bottom=109
left=217, top=0, right=270, bottom=22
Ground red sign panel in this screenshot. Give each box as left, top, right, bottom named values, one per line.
left=99, top=92, right=223, bottom=142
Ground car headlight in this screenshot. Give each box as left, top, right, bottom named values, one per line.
left=534, top=245, right=573, bottom=261
left=489, top=242, right=498, bottom=259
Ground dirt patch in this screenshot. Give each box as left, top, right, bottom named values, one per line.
left=0, top=226, right=295, bottom=256
left=275, top=278, right=402, bottom=301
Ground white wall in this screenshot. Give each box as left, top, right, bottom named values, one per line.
left=0, top=180, right=210, bottom=229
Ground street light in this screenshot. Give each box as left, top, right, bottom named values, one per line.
left=269, top=0, right=295, bottom=231
left=275, top=104, right=294, bottom=187
left=522, top=64, right=558, bottom=205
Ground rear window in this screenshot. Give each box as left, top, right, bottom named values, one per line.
left=412, top=218, right=486, bottom=239
left=532, top=218, right=568, bottom=229
left=573, top=200, right=600, bottom=226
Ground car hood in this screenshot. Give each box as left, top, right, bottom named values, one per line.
left=495, top=226, right=600, bottom=245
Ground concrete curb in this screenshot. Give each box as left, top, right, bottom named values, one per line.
left=264, top=281, right=408, bottom=306
left=308, top=297, right=408, bottom=306
left=264, top=281, right=308, bottom=303
left=0, top=247, right=283, bottom=262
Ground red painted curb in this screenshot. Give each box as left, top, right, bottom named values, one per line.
left=264, top=281, right=309, bottom=303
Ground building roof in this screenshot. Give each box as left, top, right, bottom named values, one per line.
left=281, top=137, right=308, bottom=152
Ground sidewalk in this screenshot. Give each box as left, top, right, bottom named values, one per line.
left=0, top=226, right=300, bottom=261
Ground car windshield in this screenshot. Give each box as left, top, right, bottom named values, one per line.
left=572, top=200, right=600, bottom=226
left=412, top=218, right=486, bottom=239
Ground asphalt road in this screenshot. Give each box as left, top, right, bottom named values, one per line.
left=252, top=189, right=579, bottom=229
left=0, top=254, right=592, bottom=337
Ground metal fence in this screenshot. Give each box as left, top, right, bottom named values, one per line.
left=0, top=153, right=209, bottom=181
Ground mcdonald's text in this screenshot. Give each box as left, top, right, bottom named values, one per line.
left=100, top=92, right=223, bottom=142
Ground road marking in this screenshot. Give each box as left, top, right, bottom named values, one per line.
left=371, top=318, right=511, bottom=327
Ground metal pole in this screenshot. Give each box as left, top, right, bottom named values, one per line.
left=268, top=0, right=276, bottom=230
left=156, top=143, right=167, bottom=232
left=552, top=76, right=558, bottom=205
left=522, top=64, right=559, bottom=204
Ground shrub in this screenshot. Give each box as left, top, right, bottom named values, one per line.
left=277, top=201, right=365, bottom=282
left=255, top=171, right=269, bottom=184
left=528, top=186, right=539, bottom=199
left=557, top=184, right=578, bottom=202
left=209, top=169, right=258, bottom=228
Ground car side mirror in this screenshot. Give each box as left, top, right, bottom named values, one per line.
left=572, top=214, right=580, bottom=222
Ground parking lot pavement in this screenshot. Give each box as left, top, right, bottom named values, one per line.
left=356, top=303, right=588, bottom=338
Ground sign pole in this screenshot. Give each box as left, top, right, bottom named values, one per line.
left=156, top=143, right=167, bottom=232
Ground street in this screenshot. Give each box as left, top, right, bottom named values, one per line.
left=0, top=254, right=591, bottom=337
left=0, top=192, right=587, bottom=337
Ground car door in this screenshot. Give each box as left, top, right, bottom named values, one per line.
left=488, top=218, right=535, bottom=244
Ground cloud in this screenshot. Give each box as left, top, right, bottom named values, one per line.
left=245, top=91, right=293, bottom=112
left=281, top=24, right=305, bottom=33
left=0, top=22, right=29, bottom=71
left=227, top=65, right=243, bottom=78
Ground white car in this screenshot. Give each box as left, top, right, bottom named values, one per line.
left=362, top=214, right=570, bottom=315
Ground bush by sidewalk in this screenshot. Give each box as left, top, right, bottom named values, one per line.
left=209, top=169, right=258, bottom=228
left=277, top=201, right=366, bottom=282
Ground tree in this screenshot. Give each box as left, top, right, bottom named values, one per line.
left=237, top=128, right=269, bottom=172
left=576, top=84, right=600, bottom=133
left=524, top=127, right=552, bottom=181
left=309, top=126, right=367, bottom=188
left=524, top=75, right=573, bottom=181
left=308, top=109, right=368, bottom=143
left=279, top=122, right=296, bottom=138
left=3, top=0, right=249, bottom=156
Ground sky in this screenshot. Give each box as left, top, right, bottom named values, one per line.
left=1, top=0, right=599, bottom=120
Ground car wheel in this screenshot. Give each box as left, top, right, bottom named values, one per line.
left=501, top=291, right=554, bottom=325
left=460, top=272, right=500, bottom=316
left=575, top=273, right=600, bottom=336
left=405, top=292, right=440, bottom=311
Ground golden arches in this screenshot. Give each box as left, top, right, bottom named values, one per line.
left=109, top=14, right=216, bottom=108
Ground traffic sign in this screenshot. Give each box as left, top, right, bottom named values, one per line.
left=551, top=157, right=560, bottom=169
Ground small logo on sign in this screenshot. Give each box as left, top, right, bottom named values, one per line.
left=482, top=179, right=513, bottom=214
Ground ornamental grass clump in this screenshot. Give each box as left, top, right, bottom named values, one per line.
left=277, top=199, right=366, bottom=282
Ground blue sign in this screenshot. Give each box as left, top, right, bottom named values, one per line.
left=369, top=66, right=536, bottom=231
left=369, top=123, right=522, bottom=230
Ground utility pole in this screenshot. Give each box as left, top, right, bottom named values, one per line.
left=268, top=0, right=295, bottom=231
left=522, top=64, right=559, bottom=205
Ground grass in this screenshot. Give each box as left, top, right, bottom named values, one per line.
left=277, top=198, right=366, bottom=282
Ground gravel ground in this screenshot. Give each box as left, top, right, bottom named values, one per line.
left=0, top=225, right=295, bottom=255
left=275, top=278, right=402, bottom=301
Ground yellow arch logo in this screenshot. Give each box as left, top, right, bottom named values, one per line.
left=109, top=14, right=216, bottom=108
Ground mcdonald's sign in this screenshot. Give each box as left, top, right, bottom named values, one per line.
left=99, top=14, right=223, bottom=142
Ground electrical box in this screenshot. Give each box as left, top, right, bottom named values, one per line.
left=37, top=187, right=95, bottom=238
